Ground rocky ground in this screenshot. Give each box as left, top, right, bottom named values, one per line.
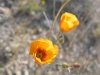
left=0, top=0, right=100, bottom=75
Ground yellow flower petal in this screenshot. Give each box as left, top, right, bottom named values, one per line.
left=53, top=45, right=59, bottom=55
left=29, top=38, right=59, bottom=67
left=69, top=15, right=79, bottom=26
left=67, top=21, right=75, bottom=30
left=60, top=12, right=79, bottom=32
left=29, top=41, right=38, bottom=55
left=60, top=20, right=69, bottom=32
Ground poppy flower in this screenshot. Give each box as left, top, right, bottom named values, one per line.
left=60, top=12, right=79, bottom=32
left=29, top=38, right=59, bottom=67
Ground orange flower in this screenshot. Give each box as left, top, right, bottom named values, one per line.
left=29, top=38, right=59, bottom=67
left=60, top=12, right=79, bottom=32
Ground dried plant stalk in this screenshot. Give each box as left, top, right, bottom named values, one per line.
left=48, top=0, right=70, bottom=39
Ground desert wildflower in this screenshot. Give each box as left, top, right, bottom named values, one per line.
left=60, top=12, right=79, bottom=32
left=41, top=0, right=45, bottom=5
left=35, top=3, right=39, bottom=8
left=29, top=38, right=59, bottom=67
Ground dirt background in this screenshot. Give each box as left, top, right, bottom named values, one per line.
left=0, top=0, right=100, bottom=75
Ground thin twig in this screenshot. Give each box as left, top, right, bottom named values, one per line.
left=77, top=34, right=100, bottom=75
left=53, top=0, right=56, bottom=18
left=68, top=1, right=99, bottom=48
left=43, top=11, right=51, bottom=28
left=79, top=12, right=98, bottom=40
left=48, top=0, right=70, bottom=39
left=76, top=12, right=99, bottom=75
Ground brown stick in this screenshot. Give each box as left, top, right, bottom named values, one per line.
left=48, top=0, right=70, bottom=39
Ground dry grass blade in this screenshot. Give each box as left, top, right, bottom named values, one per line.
left=76, top=12, right=100, bottom=75
left=77, top=36, right=100, bottom=75
left=68, top=1, right=100, bottom=49
left=79, top=12, right=99, bottom=40
left=53, top=0, right=56, bottom=18
left=42, top=11, right=51, bottom=28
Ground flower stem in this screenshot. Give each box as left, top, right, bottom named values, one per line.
left=48, top=0, right=70, bottom=39
left=34, top=66, right=38, bottom=75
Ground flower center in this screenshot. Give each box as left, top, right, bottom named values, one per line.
left=36, top=48, right=46, bottom=60
left=36, top=53, right=43, bottom=59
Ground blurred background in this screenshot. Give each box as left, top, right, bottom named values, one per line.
left=0, top=0, right=100, bottom=75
